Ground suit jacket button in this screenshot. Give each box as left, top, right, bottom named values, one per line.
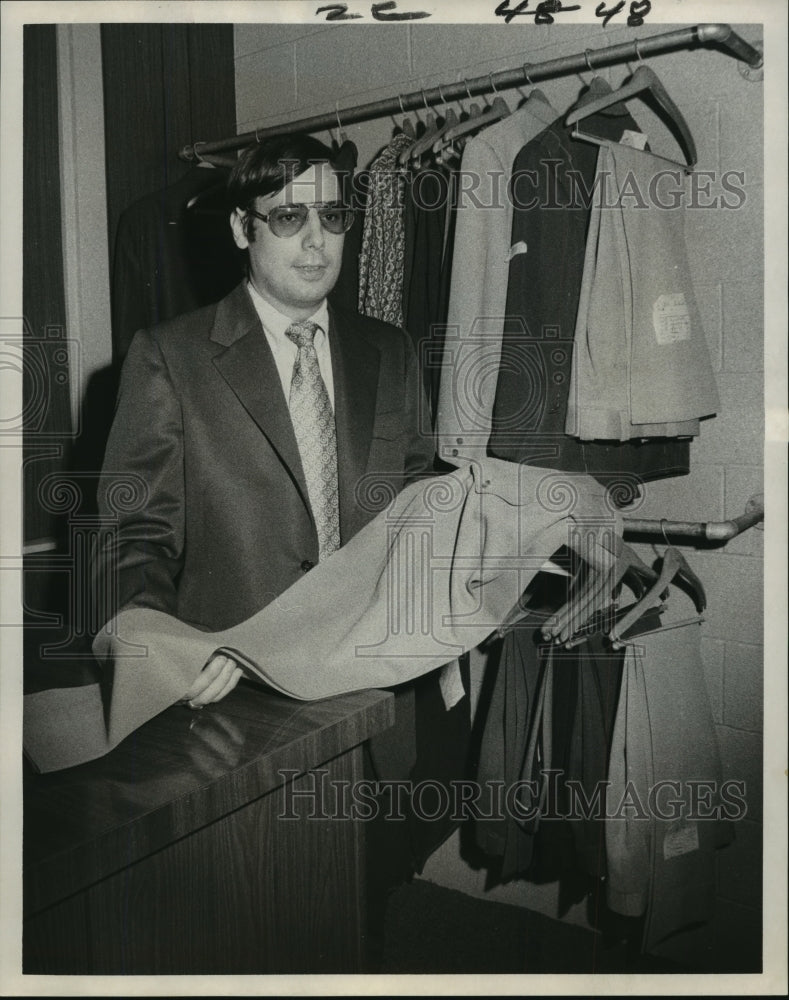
left=300, top=559, right=315, bottom=572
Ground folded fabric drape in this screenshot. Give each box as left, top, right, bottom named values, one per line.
left=24, top=459, right=620, bottom=773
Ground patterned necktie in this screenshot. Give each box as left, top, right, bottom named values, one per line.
left=285, top=321, right=340, bottom=560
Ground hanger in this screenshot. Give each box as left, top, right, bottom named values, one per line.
left=434, top=77, right=482, bottom=162
left=577, top=74, right=629, bottom=116
left=184, top=143, right=232, bottom=210
left=395, top=93, right=416, bottom=139
left=398, top=86, right=438, bottom=167
left=415, top=83, right=459, bottom=165
left=434, top=75, right=510, bottom=153
left=520, top=63, right=549, bottom=106
left=566, top=63, right=697, bottom=171
left=654, top=524, right=706, bottom=613
left=608, top=546, right=705, bottom=647
left=332, top=103, right=348, bottom=153
left=544, top=537, right=659, bottom=647
left=406, top=84, right=459, bottom=167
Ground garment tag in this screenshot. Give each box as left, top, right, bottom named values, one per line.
left=620, top=129, right=648, bottom=150
left=663, top=819, right=700, bottom=859
left=507, top=240, right=528, bottom=261
left=653, top=292, right=691, bottom=345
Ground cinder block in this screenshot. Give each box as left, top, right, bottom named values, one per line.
left=690, top=373, right=764, bottom=467
left=630, top=463, right=724, bottom=522
left=684, top=182, right=763, bottom=284
left=724, top=641, right=764, bottom=732
left=295, top=25, right=411, bottom=108
left=719, top=94, right=764, bottom=186
left=717, top=724, right=763, bottom=823
left=235, top=43, right=297, bottom=130
left=643, top=25, right=763, bottom=104
left=690, top=551, right=762, bottom=645
left=716, top=371, right=764, bottom=413
left=722, top=279, right=765, bottom=374
left=411, top=25, right=550, bottom=80
left=234, top=23, right=330, bottom=59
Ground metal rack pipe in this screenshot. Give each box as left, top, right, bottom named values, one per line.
left=623, top=503, right=764, bottom=542
left=178, top=23, right=762, bottom=163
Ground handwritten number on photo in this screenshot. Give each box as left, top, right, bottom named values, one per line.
left=495, top=1, right=582, bottom=26
left=596, top=0, right=651, bottom=26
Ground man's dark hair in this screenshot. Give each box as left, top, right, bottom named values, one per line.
left=227, top=134, right=342, bottom=241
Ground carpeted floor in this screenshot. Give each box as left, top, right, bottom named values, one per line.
left=378, top=878, right=689, bottom=975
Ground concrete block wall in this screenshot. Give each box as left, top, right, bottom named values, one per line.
left=234, top=20, right=765, bottom=972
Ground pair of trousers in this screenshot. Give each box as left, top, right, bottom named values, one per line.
left=24, top=459, right=621, bottom=773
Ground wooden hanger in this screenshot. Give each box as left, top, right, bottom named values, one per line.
left=652, top=530, right=706, bottom=613
left=545, top=537, right=659, bottom=646
left=334, top=103, right=348, bottom=147
left=404, top=84, right=463, bottom=168
left=417, top=85, right=460, bottom=164
left=608, top=546, right=705, bottom=647
left=395, top=93, right=416, bottom=139
left=566, top=64, right=697, bottom=171
left=398, top=87, right=438, bottom=167
left=433, top=94, right=510, bottom=155
left=435, top=74, right=511, bottom=153
left=520, top=63, right=549, bottom=107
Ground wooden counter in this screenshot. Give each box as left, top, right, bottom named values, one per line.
left=23, top=681, right=394, bottom=975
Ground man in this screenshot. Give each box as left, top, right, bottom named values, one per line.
left=94, top=136, right=470, bottom=967
left=96, top=135, right=435, bottom=706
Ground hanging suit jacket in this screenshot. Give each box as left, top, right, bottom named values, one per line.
left=490, top=87, right=692, bottom=491
left=111, top=167, right=243, bottom=363
left=435, top=93, right=557, bottom=464
left=402, top=164, right=453, bottom=412
left=94, top=278, right=473, bottom=889
left=566, top=141, right=719, bottom=441
left=93, top=281, right=435, bottom=632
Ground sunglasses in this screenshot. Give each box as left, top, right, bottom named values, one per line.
left=245, top=201, right=355, bottom=238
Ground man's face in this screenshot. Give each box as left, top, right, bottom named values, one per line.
left=231, top=162, right=345, bottom=320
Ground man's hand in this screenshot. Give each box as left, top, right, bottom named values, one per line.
left=182, top=653, right=243, bottom=709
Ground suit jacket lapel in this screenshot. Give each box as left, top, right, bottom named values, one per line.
left=211, top=284, right=311, bottom=509
left=329, top=304, right=380, bottom=541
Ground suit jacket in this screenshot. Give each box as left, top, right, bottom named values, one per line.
left=489, top=95, right=692, bottom=489
left=95, top=281, right=435, bottom=632
left=111, top=168, right=243, bottom=363
left=435, top=93, right=556, bottom=463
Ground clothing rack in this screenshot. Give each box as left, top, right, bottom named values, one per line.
left=179, top=23, right=762, bottom=163
left=175, top=21, right=764, bottom=549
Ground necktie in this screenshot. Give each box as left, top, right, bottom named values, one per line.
left=285, top=321, right=340, bottom=560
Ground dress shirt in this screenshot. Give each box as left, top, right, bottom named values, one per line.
left=246, top=280, right=335, bottom=409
